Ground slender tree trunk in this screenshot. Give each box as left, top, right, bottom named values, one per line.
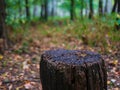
left=80, top=9, right=83, bottom=19
left=85, top=2, right=89, bottom=17
left=44, top=0, right=48, bottom=21
left=40, top=4, right=44, bottom=19
left=80, top=1, right=83, bottom=19
left=112, top=0, right=118, bottom=13
left=85, top=8, right=88, bottom=16
left=0, top=17, right=4, bottom=38
left=99, top=0, right=103, bottom=16
left=18, top=0, right=22, bottom=18
left=51, top=0, right=55, bottom=17
left=117, top=0, right=120, bottom=13
left=114, top=0, right=120, bottom=30
left=104, top=0, right=108, bottom=13
left=40, top=0, right=48, bottom=21
left=40, top=0, right=44, bottom=19
left=0, top=1, right=6, bottom=38
left=70, top=0, right=75, bottom=21
left=33, top=6, right=37, bottom=17
left=25, top=0, right=30, bottom=20
left=89, top=0, right=93, bottom=19
left=0, top=0, right=9, bottom=53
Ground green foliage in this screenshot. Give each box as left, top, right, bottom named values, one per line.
left=59, top=0, right=88, bottom=11
left=6, top=0, right=25, bottom=26
left=5, top=0, right=41, bottom=27
left=5, top=0, right=115, bottom=27
left=2, top=61, right=8, bottom=67
left=34, top=15, right=119, bottom=52
left=59, top=1, right=70, bottom=11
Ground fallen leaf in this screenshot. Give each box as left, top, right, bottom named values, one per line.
left=8, top=84, right=13, bottom=90
left=24, top=82, right=33, bottom=89
left=107, top=80, right=110, bottom=85
left=16, top=85, right=24, bottom=90
left=113, top=60, right=118, bottom=65
left=0, top=55, right=3, bottom=60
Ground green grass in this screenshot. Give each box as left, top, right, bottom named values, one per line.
left=10, top=15, right=120, bottom=53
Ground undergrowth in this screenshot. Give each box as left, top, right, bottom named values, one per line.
left=9, top=15, right=120, bottom=53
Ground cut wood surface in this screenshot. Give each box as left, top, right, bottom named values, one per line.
left=40, top=49, right=107, bottom=90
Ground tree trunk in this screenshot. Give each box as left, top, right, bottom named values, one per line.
left=114, top=0, right=120, bottom=30
left=117, top=0, right=120, bottom=13
left=33, top=6, right=37, bottom=17
left=0, top=0, right=9, bottom=53
left=89, top=0, right=93, bottom=19
left=18, top=0, right=22, bottom=18
left=70, top=0, right=75, bottom=21
left=44, top=0, right=48, bottom=21
left=112, top=0, right=118, bottom=13
left=99, top=0, right=103, bottom=16
left=80, top=1, right=84, bottom=19
left=25, top=0, right=30, bottom=20
left=104, top=0, right=108, bottom=14
left=0, top=0, right=5, bottom=38
left=40, top=49, right=107, bottom=90
left=40, top=0, right=48, bottom=21
left=85, top=2, right=89, bottom=17
left=51, top=0, right=55, bottom=17
left=40, top=0, right=45, bottom=20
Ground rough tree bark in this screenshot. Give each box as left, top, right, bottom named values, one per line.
left=89, top=0, right=94, bottom=19
left=70, top=0, right=75, bottom=21
left=40, top=49, right=107, bottom=90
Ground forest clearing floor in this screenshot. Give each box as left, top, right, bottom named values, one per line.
left=0, top=21, right=120, bottom=90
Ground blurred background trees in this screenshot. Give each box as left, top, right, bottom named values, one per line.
left=3, top=0, right=118, bottom=25
left=0, top=0, right=120, bottom=52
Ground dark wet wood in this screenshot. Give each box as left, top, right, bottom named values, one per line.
left=40, top=49, right=107, bottom=90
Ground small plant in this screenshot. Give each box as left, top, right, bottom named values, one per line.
left=2, top=61, right=8, bottom=67
left=14, top=42, right=29, bottom=54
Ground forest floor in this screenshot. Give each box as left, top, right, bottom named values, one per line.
left=0, top=20, right=120, bottom=90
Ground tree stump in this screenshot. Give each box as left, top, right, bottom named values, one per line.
left=40, top=49, right=107, bottom=90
